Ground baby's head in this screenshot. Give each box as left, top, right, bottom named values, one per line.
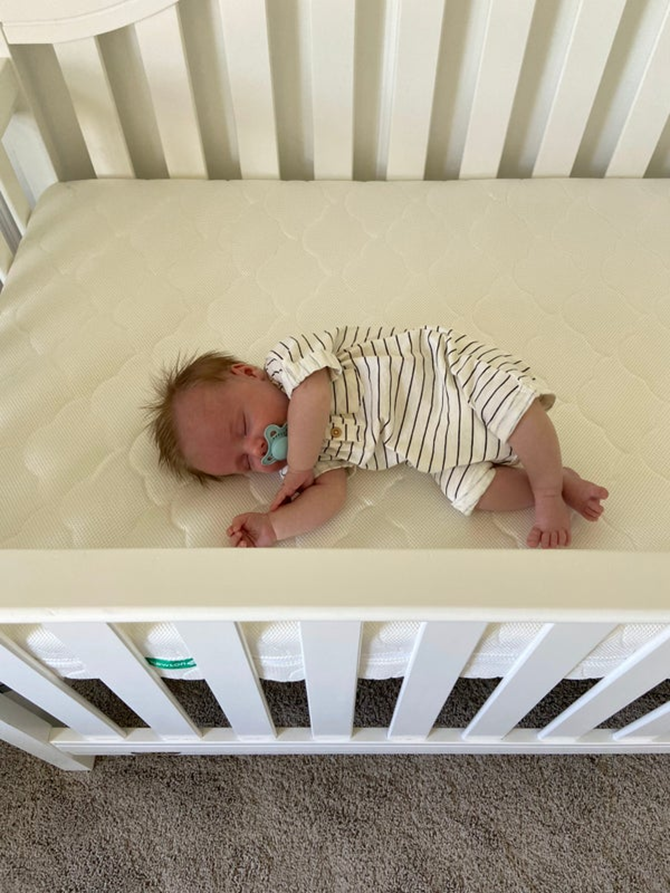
left=146, top=351, right=289, bottom=482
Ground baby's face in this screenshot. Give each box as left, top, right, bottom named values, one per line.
left=173, top=365, right=289, bottom=477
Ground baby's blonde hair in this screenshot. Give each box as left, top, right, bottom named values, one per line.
left=145, top=350, right=243, bottom=482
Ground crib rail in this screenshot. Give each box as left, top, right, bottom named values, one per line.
left=0, top=0, right=669, bottom=200
left=2, top=618, right=670, bottom=769
left=1, top=549, right=669, bottom=769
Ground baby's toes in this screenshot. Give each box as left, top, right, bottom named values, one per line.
left=585, top=501, right=604, bottom=521
left=527, top=526, right=542, bottom=548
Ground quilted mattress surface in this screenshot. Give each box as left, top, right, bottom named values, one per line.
left=1, top=179, right=668, bottom=680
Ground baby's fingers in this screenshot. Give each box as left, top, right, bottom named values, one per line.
left=229, top=528, right=252, bottom=548
left=228, top=512, right=251, bottom=532
left=227, top=527, right=244, bottom=546
left=269, top=489, right=293, bottom=512
left=227, top=516, right=250, bottom=545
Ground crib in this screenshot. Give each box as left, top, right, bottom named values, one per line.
left=0, top=0, right=669, bottom=771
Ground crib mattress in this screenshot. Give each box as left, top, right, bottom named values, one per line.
left=1, top=179, right=669, bottom=681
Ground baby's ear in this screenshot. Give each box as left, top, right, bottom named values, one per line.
left=230, top=363, right=264, bottom=379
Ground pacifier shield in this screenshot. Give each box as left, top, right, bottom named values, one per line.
left=261, top=423, right=288, bottom=465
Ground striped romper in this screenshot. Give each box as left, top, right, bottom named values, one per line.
left=265, top=325, right=555, bottom=515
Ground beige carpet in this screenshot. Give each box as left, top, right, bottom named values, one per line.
left=2, top=680, right=669, bottom=892
left=2, top=747, right=669, bottom=892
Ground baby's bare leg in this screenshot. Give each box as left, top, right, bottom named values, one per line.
left=474, top=395, right=610, bottom=548
left=475, top=466, right=535, bottom=512
left=476, top=466, right=609, bottom=527
left=507, top=399, right=571, bottom=548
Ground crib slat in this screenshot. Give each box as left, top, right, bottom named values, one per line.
left=0, top=57, right=17, bottom=120
left=54, top=37, right=134, bottom=178
left=134, top=4, right=207, bottom=178
left=463, top=622, right=616, bottom=739
left=0, top=229, right=13, bottom=283
left=0, top=693, right=94, bottom=771
left=310, top=0, right=355, bottom=179
left=174, top=622, right=275, bottom=738
left=0, top=143, right=30, bottom=235
left=300, top=621, right=361, bottom=738
left=385, top=0, right=445, bottom=180
left=0, top=632, right=124, bottom=738
left=540, top=627, right=670, bottom=740
left=460, top=0, right=535, bottom=179
left=606, top=4, right=670, bottom=177
left=388, top=621, right=487, bottom=739
left=44, top=622, right=200, bottom=738
left=614, top=701, right=670, bottom=741
left=532, top=0, right=626, bottom=177
left=217, top=0, right=279, bottom=178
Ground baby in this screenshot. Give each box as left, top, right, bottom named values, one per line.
left=146, top=325, right=608, bottom=549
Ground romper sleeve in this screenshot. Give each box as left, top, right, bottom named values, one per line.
left=280, top=458, right=355, bottom=482
left=264, top=329, right=345, bottom=398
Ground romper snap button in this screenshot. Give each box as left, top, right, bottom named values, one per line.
left=331, top=426, right=342, bottom=438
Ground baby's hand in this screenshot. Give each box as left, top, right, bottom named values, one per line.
left=269, top=468, right=315, bottom=512
left=227, top=512, right=278, bottom=548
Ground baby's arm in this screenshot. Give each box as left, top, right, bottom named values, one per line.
left=270, top=368, right=332, bottom=510
left=228, top=467, right=348, bottom=547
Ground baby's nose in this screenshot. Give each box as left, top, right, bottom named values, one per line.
left=249, top=436, right=267, bottom=459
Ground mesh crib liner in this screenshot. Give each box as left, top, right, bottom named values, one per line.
left=1, top=620, right=667, bottom=682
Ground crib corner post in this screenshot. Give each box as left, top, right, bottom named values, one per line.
left=0, top=692, right=95, bottom=771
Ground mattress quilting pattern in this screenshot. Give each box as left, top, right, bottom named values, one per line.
left=1, top=178, right=668, bottom=552
left=0, top=179, right=668, bottom=681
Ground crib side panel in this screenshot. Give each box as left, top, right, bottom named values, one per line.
left=1, top=550, right=669, bottom=766
left=2, top=0, right=670, bottom=199
left=1, top=607, right=669, bottom=768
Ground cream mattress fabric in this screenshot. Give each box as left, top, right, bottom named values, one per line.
left=1, top=179, right=668, bottom=681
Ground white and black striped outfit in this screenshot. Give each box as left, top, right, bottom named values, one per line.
left=265, top=325, right=554, bottom=515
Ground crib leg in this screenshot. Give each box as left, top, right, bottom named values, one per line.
left=0, top=693, right=94, bottom=771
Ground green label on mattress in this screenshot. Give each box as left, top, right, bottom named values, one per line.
left=146, top=657, right=197, bottom=670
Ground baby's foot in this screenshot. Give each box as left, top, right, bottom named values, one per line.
left=562, top=467, right=609, bottom=522
left=527, top=492, right=572, bottom=549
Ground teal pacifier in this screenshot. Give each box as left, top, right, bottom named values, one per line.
left=261, top=423, right=288, bottom=466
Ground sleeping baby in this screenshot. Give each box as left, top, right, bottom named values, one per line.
left=146, top=325, right=608, bottom=549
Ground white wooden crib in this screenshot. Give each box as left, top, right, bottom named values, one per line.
left=0, top=0, right=669, bottom=771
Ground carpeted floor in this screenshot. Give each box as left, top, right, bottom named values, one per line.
left=2, top=679, right=669, bottom=892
